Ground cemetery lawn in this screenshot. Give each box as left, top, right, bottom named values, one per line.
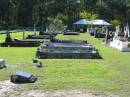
left=0, top=33, right=130, bottom=97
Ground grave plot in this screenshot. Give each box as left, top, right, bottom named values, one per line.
left=0, top=59, right=6, bottom=69
left=94, top=33, right=106, bottom=38
left=36, top=42, right=101, bottom=59
left=10, top=71, right=37, bottom=83
left=51, top=39, right=87, bottom=44
left=39, top=31, right=58, bottom=36
left=26, top=32, right=57, bottom=39
left=41, top=42, right=93, bottom=51
left=63, top=31, right=79, bottom=35
left=110, top=26, right=130, bottom=51
left=44, top=42, right=89, bottom=47
left=26, top=34, right=56, bottom=39
left=0, top=31, right=43, bottom=47
left=1, top=38, right=41, bottom=47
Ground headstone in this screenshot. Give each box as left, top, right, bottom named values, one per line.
left=6, top=31, right=10, bottom=37
left=115, top=26, right=120, bottom=37
left=33, top=59, right=43, bottom=68
left=5, top=31, right=12, bottom=43
left=34, top=24, right=36, bottom=35
left=23, top=30, right=25, bottom=39
left=0, top=59, right=6, bottom=68
left=10, top=71, right=37, bottom=83
left=126, top=23, right=130, bottom=37
left=124, top=26, right=127, bottom=38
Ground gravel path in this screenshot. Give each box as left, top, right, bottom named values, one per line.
left=0, top=80, right=119, bottom=97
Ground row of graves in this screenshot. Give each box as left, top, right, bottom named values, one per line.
left=0, top=21, right=101, bottom=83
left=0, top=30, right=80, bottom=47
left=26, top=31, right=58, bottom=39
left=0, top=20, right=101, bottom=82
left=0, top=20, right=80, bottom=47
left=0, top=29, right=101, bottom=59
left=1, top=32, right=101, bottom=59
left=33, top=24, right=101, bottom=59
left=89, top=25, right=130, bottom=52
left=36, top=38, right=101, bottom=59
left=0, top=31, right=101, bottom=84
left=82, top=19, right=130, bottom=52
left=0, top=23, right=80, bottom=47
left=0, top=30, right=57, bottom=47
left=32, top=22, right=100, bottom=59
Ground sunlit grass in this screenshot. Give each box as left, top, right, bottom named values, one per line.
left=0, top=32, right=130, bottom=96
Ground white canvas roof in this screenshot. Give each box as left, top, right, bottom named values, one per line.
left=74, top=19, right=92, bottom=25
left=91, top=19, right=111, bottom=26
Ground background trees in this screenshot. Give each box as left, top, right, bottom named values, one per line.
left=0, top=0, right=130, bottom=29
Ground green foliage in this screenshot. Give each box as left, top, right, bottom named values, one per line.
left=80, top=11, right=99, bottom=20
left=56, top=14, right=68, bottom=25
left=48, top=16, right=66, bottom=32
left=110, top=19, right=122, bottom=27
left=0, top=0, right=130, bottom=28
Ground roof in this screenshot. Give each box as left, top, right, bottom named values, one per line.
left=74, top=19, right=92, bottom=25
left=91, top=19, right=111, bottom=26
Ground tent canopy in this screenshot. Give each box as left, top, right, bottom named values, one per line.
left=74, top=19, right=92, bottom=25
left=91, top=19, right=111, bottom=26
left=74, top=19, right=111, bottom=26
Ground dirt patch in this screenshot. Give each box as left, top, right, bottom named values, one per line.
left=0, top=80, right=119, bottom=97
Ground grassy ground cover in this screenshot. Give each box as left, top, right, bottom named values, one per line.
left=0, top=32, right=130, bottom=96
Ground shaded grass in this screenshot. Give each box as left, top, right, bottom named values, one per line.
left=0, top=33, right=130, bottom=96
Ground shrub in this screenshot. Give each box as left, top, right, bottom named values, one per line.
left=110, top=19, right=122, bottom=27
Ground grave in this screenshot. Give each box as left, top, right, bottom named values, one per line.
left=110, top=26, right=130, bottom=51
left=36, top=42, right=101, bottom=59
left=39, top=31, right=58, bottom=36
left=1, top=38, right=41, bottom=47
left=10, top=71, right=37, bottom=83
left=51, top=39, right=87, bottom=44
left=0, top=31, right=41, bottom=47
left=63, top=30, right=79, bottom=35
left=94, top=32, right=106, bottom=38
left=33, top=58, right=43, bottom=68
left=0, top=59, right=6, bottom=69
left=26, top=34, right=54, bottom=39
left=26, top=32, right=57, bottom=39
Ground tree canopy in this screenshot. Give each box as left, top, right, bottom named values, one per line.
left=0, top=0, right=130, bottom=29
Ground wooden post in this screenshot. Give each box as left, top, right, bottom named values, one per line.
left=34, top=24, right=36, bottom=35
left=23, top=30, right=25, bottom=39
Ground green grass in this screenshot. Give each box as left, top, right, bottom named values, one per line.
left=0, top=32, right=130, bottom=96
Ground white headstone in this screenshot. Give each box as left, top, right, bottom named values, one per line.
left=124, top=26, right=127, bottom=38
left=127, top=24, right=130, bottom=37
left=0, top=59, right=5, bottom=68
left=115, top=26, right=120, bottom=37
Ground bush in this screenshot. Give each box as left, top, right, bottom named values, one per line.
left=110, top=19, right=121, bottom=27
left=80, top=11, right=99, bottom=20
